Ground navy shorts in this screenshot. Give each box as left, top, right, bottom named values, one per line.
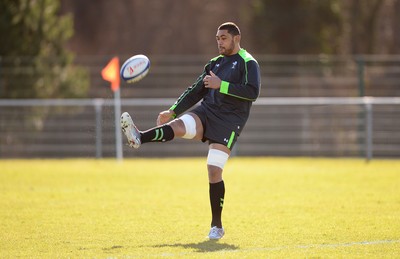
left=189, top=105, right=239, bottom=150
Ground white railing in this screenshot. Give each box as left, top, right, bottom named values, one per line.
left=1, top=97, right=400, bottom=159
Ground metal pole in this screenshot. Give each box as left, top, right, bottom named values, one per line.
left=114, top=88, right=123, bottom=161
left=357, top=57, right=366, bottom=157
left=0, top=56, right=2, bottom=96
left=357, top=57, right=365, bottom=97
left=365, top=100, right=373, bottom=161
left=94, top=99, right=103, bottom=159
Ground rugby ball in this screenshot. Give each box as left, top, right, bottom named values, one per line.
left=120, top=54, right=150, bottom=83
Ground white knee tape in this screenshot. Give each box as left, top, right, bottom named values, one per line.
left=180, top=114, right=197, bottom=139
left=207, top=149, right=229, bottom=169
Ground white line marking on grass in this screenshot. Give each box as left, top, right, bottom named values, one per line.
left=244, top=239, right=400, bottom=253
left=297, top=239, right=400, bottom=249
left=154, top=239, right=400, bottom=257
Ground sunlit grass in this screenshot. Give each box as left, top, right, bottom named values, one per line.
left=0, top=158, right=399, bottom=258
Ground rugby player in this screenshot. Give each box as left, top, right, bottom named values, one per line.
left=121, top=22, right=261, bottom=239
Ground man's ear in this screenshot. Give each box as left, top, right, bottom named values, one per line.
left=234, top=34, right=241, bottom=44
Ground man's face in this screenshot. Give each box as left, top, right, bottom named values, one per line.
left=216, top=30, right=238, bottom=56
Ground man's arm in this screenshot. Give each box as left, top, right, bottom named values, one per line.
left=169, top=64, right=210, bottom=117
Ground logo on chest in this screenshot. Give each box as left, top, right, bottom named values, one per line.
left=231, top=61, right=238, bottom=69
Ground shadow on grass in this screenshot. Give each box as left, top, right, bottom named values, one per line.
left=154, top=239, right=239, bottom=253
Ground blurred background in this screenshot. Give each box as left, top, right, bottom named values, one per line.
left=0, top=0, right=399, bottom=158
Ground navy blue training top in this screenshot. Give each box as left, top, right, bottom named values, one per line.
left=170, top=48, right=261, bottom=134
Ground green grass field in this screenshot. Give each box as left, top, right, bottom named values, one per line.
left=0, top=157, right=399, bottom=258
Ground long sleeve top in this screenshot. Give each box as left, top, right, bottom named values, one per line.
left=170, top=48, right=261, bottom=134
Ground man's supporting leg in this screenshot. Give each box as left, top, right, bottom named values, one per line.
left=207, top=144, right=230, bottom=239
left=209, top=180, right=225, bottom=228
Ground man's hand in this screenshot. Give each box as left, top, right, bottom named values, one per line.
left=157, top=110, right=175, bottom=126
left=203, top=71, right=221, bottom=89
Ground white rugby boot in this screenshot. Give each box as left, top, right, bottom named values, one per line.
left=208, top=226, right=225, bottom=240
left=120, top=112, right=141, bottom=149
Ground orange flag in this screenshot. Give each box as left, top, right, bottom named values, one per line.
left=101, top=57, right=120, bottom=92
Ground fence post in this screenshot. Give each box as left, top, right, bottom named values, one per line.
left=364, top=98, right=373, bottom=161
left=0, top=56, right=2, bottom=96
left=94, top=99, right=104, bottom=159
left=114, top=89, right=123, bottom=161
left=357, top=57, right=366, bottom=158
left=356, top=57, right=365, bottom=97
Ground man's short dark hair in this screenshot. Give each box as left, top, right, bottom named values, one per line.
left=218, top=22, right=241, bottom=36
